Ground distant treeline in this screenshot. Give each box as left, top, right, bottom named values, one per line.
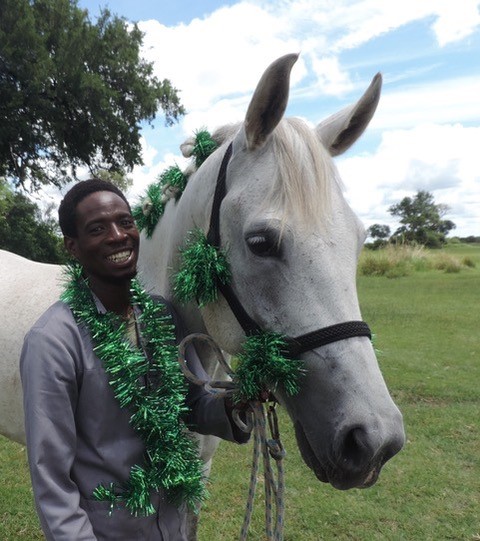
left=456, top=236, right=480, bottom=243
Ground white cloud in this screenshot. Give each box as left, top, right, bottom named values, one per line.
left=310, top=56, right=354, bottom=95
left=373, top=75, right=480, bottom=131
left=138, top=4, right=302, bottom=113
left=276, top=0, right=480, bottom=49
left=338, top=123, right=480, bottom=236
left=432, top=0, right=480, bottom=46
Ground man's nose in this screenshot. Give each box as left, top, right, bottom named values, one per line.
left=108, top=223, right=127, bottom=241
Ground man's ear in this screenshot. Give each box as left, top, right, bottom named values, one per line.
left=64, top=236, right=78, bottom=259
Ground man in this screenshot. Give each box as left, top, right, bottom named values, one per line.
left=20, top=179, right=248, bottom=540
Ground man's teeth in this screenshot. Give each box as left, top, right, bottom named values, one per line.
left=107, top=250, right=131, bottom=263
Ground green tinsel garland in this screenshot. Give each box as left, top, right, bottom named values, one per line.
left=192, top=129, right=219, bottom=168
left=132, top=166, right=187, bottom=238
left=61, top=264, right=206, bottom=516
left=174, top=229, right=231, bottom=307
left=133, top=130, right=218, bottom=237
left=234, top=332, right=304, bottom=402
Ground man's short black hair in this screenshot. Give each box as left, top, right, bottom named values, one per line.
left=58, top=178, right=132, bottom=238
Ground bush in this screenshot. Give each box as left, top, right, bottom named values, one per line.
left=358, top=244, right=470, bottom=277
left=359, top=253, right=393, bottom=276
left=431, top=253, right=462, bottom=273
left=461, top=256, right=476, bottom=268
left=358, top=246, right=419, bottom=278
left=385, top=261, right=412, bottom=278
left=460, top=236, right=480, bottom=243
left=448, top=237, right=461, bottom=244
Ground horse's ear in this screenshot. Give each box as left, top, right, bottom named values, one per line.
left=316, top=73, right=382, bottom=157
left=244, top=53, right=299, bottom=150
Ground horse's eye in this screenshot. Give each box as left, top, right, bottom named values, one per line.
left=245, top=232, right=281, bottom=257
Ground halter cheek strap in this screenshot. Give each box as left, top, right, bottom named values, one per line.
left=206, top=142, right=372, bottom=358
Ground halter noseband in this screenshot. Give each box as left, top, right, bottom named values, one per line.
left=206, top=142, right=372, bottom=358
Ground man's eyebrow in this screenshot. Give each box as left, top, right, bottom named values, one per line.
left=83, top=217, right=104, bottom=228
left=83, top=212, right=132, bottom=227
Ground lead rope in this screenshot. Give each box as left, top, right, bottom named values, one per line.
left=240, top=402, right=286, bottom=541
left=178, top=334, right=287, bottom=541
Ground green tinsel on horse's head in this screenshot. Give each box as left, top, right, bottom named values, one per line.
left=192, top=130, right=219, bottom=168
left=133, top=130, right=218, bottom=238
left=174, top=229, right=231, bottom=307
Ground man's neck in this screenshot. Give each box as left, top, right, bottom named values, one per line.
left=87, top=275, right=132, bottom=316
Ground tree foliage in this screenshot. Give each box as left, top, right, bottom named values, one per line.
left=92, top=168, right=133, bottom=193
left=0, top=179, right=67, bottom=263
left=389, top=190, right=456, bottom=248
left=367, top=223, right=391, bottom=240
left=0, top=0, right=185, bottom=190
left=366, top=223, right=391, bottom=250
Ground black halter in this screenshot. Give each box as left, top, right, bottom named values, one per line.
left=206, top=142, right=371, bottom=358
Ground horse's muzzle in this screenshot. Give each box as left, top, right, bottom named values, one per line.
left=294, top=420, right=405, bottom=490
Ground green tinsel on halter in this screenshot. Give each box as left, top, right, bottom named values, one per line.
left=233, top=332, right=304, bottom=402
left=172, top=231, right=304, bottom=401
left=61, top=264, right=206, bottom=516
left=174, top=229, right=231, bottom=307
left=133, top=130, right=218, bottom=238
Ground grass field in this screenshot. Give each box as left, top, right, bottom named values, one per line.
left=1, top=243, right=479, bottom=540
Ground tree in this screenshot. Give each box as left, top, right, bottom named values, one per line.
left=367, top=224, right=391, bottom=240
left=366, top=223, right=391, bottom=249
left=0, top=178, right=67, bottom=263
left=388, top=190, right=456, bottom=247
left=0, top=0, right=185, bottom=190
left=92, top=168, right=133, bottom=193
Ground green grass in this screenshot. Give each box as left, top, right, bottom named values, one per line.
left=1, top=244, right=479, bottom=540
left=0, top=439, right=43, bottom=540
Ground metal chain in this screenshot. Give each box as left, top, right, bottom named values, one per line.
left=178, top=333, right=287, bottom=541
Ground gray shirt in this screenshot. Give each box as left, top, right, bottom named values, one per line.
left=20, top=296, right=247, bottom=540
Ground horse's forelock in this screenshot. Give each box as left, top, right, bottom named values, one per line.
left=269, top=118, right=334, bottom=230
left=205, top=118, right=334, bottom=232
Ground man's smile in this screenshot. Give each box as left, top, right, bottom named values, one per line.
left=106, top=249, right=134, bottom=264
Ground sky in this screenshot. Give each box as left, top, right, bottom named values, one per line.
left=71, top=0, right=480, bottom=237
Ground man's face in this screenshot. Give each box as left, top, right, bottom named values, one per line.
left=65, top=191, right=140, bottom=284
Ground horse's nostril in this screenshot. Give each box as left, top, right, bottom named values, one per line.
left=341, top=427, right=372, bottom=469
left=338, top=425, right=405, bottom=472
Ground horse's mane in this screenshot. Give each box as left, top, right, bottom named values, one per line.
left=210, top=118, right=334, bottom=230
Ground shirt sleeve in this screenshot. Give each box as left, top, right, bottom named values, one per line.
left=183, top=343, right=250, bottom=444
left=20, top=324, right=98, bottom=541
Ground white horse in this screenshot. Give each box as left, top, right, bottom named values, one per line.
left=0, top=53, right=404, bottom=538
left=141, top=53, right=405, bottom=536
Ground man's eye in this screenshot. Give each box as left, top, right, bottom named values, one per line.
left=88, top=225, right=104, bottom=235
left=121, top=218, right=134, bottom=228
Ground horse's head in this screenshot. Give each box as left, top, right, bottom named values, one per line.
left=194, top=54, right=405, bottom=490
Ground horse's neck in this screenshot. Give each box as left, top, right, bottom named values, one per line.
left=138, top=208, right=177, bottom=296
left=138, top=148, right=225, bottom=335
